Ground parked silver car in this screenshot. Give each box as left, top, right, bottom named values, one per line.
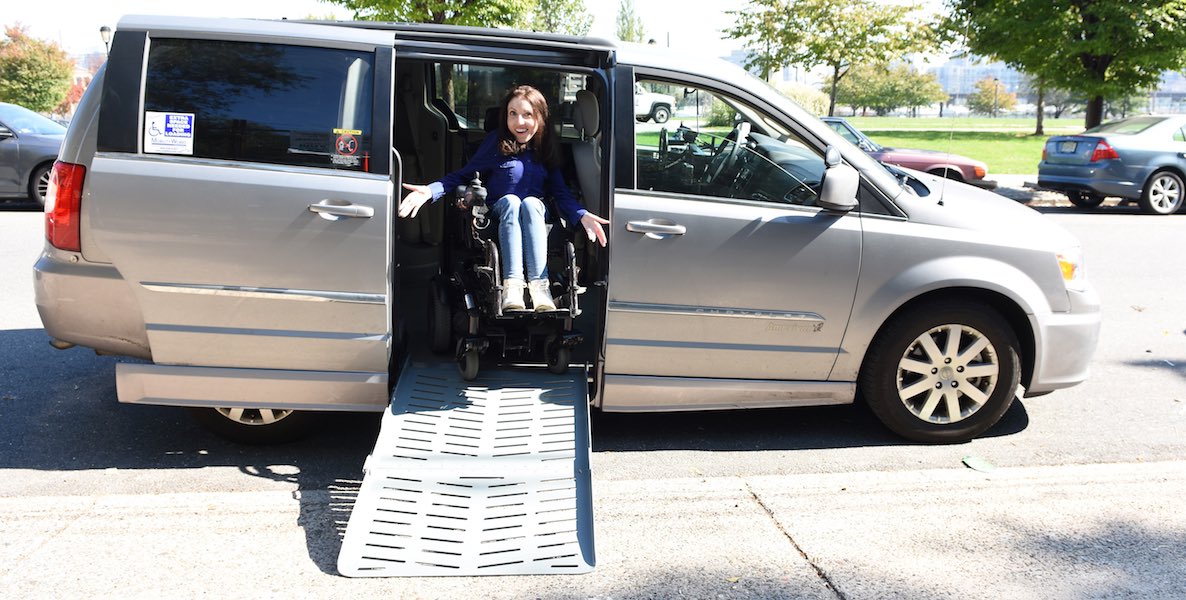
left=1038, top=115, right=1186, bottom=214
left=34, top=16, right=1100, bottom=444
left=0, top=102, right=65, bottom=205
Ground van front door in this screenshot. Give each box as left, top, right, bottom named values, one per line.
left=88, top=21, right=395, bottom=407
left=601, top=79, right=861, bottom=410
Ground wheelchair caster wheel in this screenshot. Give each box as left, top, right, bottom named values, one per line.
left=459, top=349, right=480, bottom=381
left=546, top=343, right=570, bottom=375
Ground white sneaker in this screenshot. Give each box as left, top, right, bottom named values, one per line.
left=502, top=278, right=526, bottom=311
left=528, top=279, right=556, bottom=312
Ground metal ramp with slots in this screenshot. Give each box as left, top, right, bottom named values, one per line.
left=336, top=362, right=595, bottom=577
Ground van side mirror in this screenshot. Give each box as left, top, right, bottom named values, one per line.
left=817, top=146, right=858, bottom=212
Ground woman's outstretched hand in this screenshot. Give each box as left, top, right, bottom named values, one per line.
left=399, top=183, right=432, bottom=218
left=580, top=212, right=610, bottom=247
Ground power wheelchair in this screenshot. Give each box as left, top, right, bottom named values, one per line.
left=425, top=172, right=585, bottom=380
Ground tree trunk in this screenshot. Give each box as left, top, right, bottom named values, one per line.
left=827, top=65, right=841, bottom=117
left=1034, top=86, right=1045, bottom=136
left=1085, top=95, right=1104, bottom=129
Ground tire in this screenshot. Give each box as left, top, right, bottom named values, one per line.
left=459, top=350, right=480, bottom=381
left=1139, top=170, right=1184, bottom=215
left=859, top=302, right=1021, bottom=443
left=29, top=163, right=52, bottom=206
left=1066, top=191, right=1105, bottom=209
left=651, top=105, right=671, bottom=124
left=187, top=407, right=316, bottom=444
left=546, top=337, right=571, bottom=374
left=427, top=284, right=451, bottom=354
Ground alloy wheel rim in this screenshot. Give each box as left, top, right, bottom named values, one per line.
left=895, top=324, right=999, bottom=424
left=1151, top=176, right=1181, bottom=212
left=215, top=407, right=293, bottom=426
left=37, top=170, right=51, bottom=202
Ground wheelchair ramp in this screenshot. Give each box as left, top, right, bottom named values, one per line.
left=337, top=362, right=595, bottom=577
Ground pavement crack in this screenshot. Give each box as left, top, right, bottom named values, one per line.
left=745, top=482, right=847, bottom=600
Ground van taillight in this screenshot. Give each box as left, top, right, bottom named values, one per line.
left=46, top=161, right=85, bottom=252
left=1090, top=140, right=1119, bottom=162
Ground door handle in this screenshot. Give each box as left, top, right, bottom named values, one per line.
left=626, top=219, right=686, bottom=236
left=308, top=199, right=374, bottom=219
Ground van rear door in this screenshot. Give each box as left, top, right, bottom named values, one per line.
left=88, top=18, right=395, bottom=404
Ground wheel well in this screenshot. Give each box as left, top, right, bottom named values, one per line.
left=1145, top=166, right=1186, bottom=189
left=652, top=103, right=671, bottom=112
left=868, top=287, right=1035, bottom=390
left=29, top=160, right=54, bottom=184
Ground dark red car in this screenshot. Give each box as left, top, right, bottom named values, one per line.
left=823, top=117, right=997, bottom=189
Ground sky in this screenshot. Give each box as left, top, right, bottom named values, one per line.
left=6, top=0, right=748, bottom=58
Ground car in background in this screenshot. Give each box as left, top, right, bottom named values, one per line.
left=822, top=116, right=997, bottom=189
left=1038, top=115, right=1186, bottom=215
left=635, top=83, right=675, bottom=124
left=0, top=102, right=66, bottom=206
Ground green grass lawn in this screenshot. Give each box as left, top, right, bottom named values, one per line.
left=842, top=116, right=1090, bottom=175
left=633, top=116, right=1096, bottom=175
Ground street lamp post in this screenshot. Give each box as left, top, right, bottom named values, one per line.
left=99, top=26, right=112, bottom=56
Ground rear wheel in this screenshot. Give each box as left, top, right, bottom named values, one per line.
left=29, top=163, right=52, bottom=206
left=1066, top=191, right=1105, bottom=208
left=1139, top=170, right=1184, bottom=215
left=187, top=407, right=316, bottom=444
left=859, top=302, right=1020, bottom=443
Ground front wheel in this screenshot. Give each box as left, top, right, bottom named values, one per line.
left=1139, top=170, right=1184, bottom=215
left=187, top=407, right=316, bottom=444
left=859, top=302, right=1020, bottom=443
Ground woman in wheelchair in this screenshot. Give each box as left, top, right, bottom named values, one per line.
left=399, top=84, right=609, bottom=312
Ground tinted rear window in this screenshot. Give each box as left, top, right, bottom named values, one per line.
left=144, top=39, right=374, bottom=171
left=1086, top=116, right=1163, bottom=135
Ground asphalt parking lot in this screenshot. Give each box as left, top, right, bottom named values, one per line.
left=2, top=188, right=1184, bottom=598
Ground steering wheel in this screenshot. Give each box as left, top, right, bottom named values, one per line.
left=704, top=121, right=750, bottom=186
left=658, top=127, right=669, bottom=162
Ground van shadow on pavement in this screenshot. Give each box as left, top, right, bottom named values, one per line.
left=0, top=325, right=1030, bottom=575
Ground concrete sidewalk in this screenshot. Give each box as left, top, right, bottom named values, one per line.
left=3, top=461, right=1185, bottom=599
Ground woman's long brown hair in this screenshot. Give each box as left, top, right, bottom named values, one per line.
left=498, top=85, right=559, bottom=168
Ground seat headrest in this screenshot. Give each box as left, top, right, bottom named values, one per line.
left=485, top=106, right=500, bottom=132
left=574, top=90, right=599, bottom=139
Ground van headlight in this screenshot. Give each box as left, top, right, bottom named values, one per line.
left=1057, top=247, right=1087, bottom=292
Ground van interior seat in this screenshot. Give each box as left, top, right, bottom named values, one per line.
left=571, top=89, right=601, bottom=205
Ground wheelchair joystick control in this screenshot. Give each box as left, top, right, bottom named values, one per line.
left=458, top=172, right=491, bottom=230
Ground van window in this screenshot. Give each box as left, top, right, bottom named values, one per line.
left=635, top=79, right=824, bottom=206
left=144, top=39, right=374, bottom=171
left=433, top=63, right=592, bottom=138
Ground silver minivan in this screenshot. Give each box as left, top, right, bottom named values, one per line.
left=34, top=16, right=1100, bottom=444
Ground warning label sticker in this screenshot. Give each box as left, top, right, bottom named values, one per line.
left=144, top=112, right=195, bottom=155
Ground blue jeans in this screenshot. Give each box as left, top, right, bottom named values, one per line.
left=490, top=194, right=548, bottom=281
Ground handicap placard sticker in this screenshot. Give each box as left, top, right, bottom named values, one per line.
left=144, top=111, right=195, bottom=155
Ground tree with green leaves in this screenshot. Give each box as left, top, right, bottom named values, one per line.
left=946, top=0, right=1186, bottom=129
left=831, top=63, right=946, bottom=116
left=966, top=77, right=1016, bottom=117
left=616, top=0, right=646, bottom=43
left=725, top=0, right=935, bottom=116
left=529, top=0, right=593, bottom=36
left=0, top=25, right=73, bottom=113
left=326, top=0, right=530, bottom=26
